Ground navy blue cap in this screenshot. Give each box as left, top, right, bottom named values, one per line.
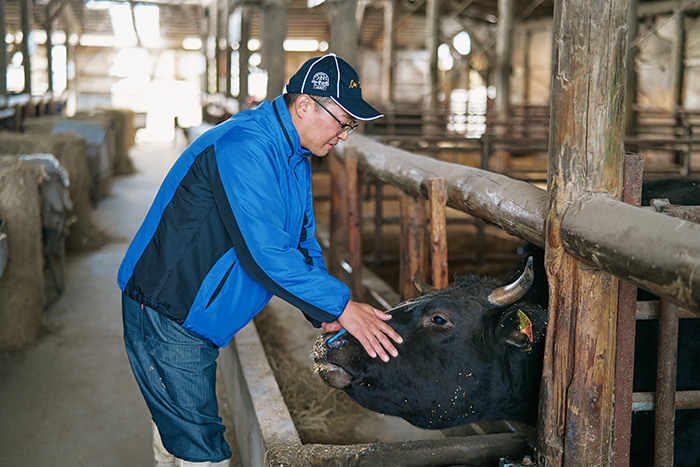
left=286, top=53, right=383, bottom=121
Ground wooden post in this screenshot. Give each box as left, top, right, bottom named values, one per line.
left=220, top=0, right=231, bottom=96
left=429, top=179, right=448, bottom=289
left=425, top=0, right=439, bottom=121
left=0, top=0, right=6, bottom=99
left=399, top=194, right=425, bottom=301
left=490, top=0, right=514, bottom=173
left=325, top=0, right=359, bottom=67
left=625, top=0, right=639, bottom=138
left=672, top=13, right=688, bottom=175
left=45, top=11, right=53, bottom=93
left=261, top=0, right=288, bottom=100
left=382, top=0, right=395, bottom=105
left=345, top=148, right=364, bottom=301
left=329, top=151, right=348, bottom=281
left=523, top=29, right=531, bottom=107
left=20, top=0, right=32, bottom=95
left=672, top=12, right=685, bottom=110
left=237, top=6, right=251, bottom=109
left=374, top=181, right=385, bottom=266
left=537, top=0, right=629, bottom=465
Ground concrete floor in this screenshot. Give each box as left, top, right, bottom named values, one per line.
left=0, top=138, right=217, bottom=466
left=0, top=134, right=490, bottom=466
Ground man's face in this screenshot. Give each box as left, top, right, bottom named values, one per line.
left=297, top=97, right=356, bottom=157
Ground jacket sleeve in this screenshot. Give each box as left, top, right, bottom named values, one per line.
left=210, top=132, right=349, bottom=326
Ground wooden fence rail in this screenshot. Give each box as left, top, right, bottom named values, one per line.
left=333, top=134, right=700, bottom=313
left=330, top=135, right=700, bottom=466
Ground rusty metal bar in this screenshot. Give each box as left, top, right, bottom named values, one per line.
left=613, top=280, right=638, bottom=467
left=612, top=152, right=643, bottom=467
left=345, top=148, right=363, bottom=301
left=649, top=199, right=700, bottom=224
left=429, top=179, right=448, bottom=289
left=635, top=301, right=698, bottom=320
left=655, top=300, right=680, bottom=467
left=632, top=390, right=700, bottom=411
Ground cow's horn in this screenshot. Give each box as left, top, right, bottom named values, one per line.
left=488, top=256, right=534, bottom=306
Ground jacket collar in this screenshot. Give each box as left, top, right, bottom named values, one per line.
left=271, top=95, right=312, bottom=162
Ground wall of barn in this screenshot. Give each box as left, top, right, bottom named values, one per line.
left=633, top=14, right=700, bottom=110
left=685, top=16, right=700, bottom=109
left=360, top=49, right=429, bottom=105
left=508, top=14, right=700, bottom=112
left=510, top=18, right=553, bottom=106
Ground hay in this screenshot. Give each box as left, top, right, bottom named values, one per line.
left=24, top=110, right=138, bottom=201
left=75, top=109, right=136, bottom=176
left=0, top=133, right=113, bottom=252
left=0, top=158, right=46, bottom=349
left=253, top=307, right=373, bottom=445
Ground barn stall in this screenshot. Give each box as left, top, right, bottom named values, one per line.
left=4, top=0, right=692, bottom=464
left=221, top=1, right=700, bottom=466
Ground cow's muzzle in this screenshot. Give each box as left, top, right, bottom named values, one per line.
left=313, top=333, right=354, bottom=388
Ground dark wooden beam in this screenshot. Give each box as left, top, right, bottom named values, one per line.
left=429, top=178, right=448, bottom=289
left=0, top=0, right=7, bottom=98
left=539, top=0, right=631, bottom=463
left=334, top=134, right=700, bottom=312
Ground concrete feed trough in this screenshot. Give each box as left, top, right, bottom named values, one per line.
left=220, top=296, right=534, bottom=467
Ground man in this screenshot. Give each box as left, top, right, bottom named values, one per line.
left=118, top=53, right=403, bottom=466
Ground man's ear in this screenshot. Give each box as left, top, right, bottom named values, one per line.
left=294, top=94, right=312, bottom=119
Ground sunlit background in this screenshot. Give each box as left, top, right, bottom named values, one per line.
left=2, top=0, right=503, bottom=143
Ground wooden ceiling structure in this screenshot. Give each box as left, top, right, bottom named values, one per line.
left=1, top=0, right=694, bottom=100
left=1, top=0, right=556, bottom=50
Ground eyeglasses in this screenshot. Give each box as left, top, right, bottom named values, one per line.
left=309, top=96, right=358, bottom=136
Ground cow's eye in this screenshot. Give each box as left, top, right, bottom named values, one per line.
left=432, top=315, right=447, bottom=325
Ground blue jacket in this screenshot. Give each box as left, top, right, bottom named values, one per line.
left=117, top=95, right=350, bottom=347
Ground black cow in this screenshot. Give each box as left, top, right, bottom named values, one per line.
left=314, top=252, right=548, bottom=430
left=313, top=249, right=700, bottom=466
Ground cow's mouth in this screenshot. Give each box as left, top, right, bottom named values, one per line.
left=313, top=334, right=354, bottom=388
left=313, top=361, right=353, bottom=388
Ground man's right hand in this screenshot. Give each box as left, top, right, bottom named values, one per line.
left=333, top=300, right=403, bottom=362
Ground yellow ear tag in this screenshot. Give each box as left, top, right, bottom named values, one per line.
left=517, top=309, right=533, bottom=343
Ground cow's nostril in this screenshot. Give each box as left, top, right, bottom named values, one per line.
left=326, top=329, right=347, bottom=348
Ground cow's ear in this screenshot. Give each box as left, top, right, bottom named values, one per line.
left=411, top=277, right=439, bottom=295
left=496, top=307, right=535, bottom=350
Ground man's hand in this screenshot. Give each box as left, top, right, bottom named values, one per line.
left=324, top=300, right=403, bottom=362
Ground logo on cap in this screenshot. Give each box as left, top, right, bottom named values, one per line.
left=349, top=79, right=360, bottom=89
left=311, top=72, right=330, bottom=91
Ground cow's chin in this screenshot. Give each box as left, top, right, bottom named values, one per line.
left=314, top=361, right=353, bottom=388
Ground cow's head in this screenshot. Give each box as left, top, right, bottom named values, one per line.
left=313, top=256, right=547, bottom=430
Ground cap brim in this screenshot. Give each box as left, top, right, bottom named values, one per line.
left=331, top=97, right=384, bottom=121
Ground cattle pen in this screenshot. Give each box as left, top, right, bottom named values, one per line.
left=223, top=128, right=700, bottom=466
left=223, top=1, right=700, bottom=466
left=327, top=130, right=700, bottom=466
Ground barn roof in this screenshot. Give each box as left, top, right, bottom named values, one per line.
left=1, top=0, right=556, bottom=49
